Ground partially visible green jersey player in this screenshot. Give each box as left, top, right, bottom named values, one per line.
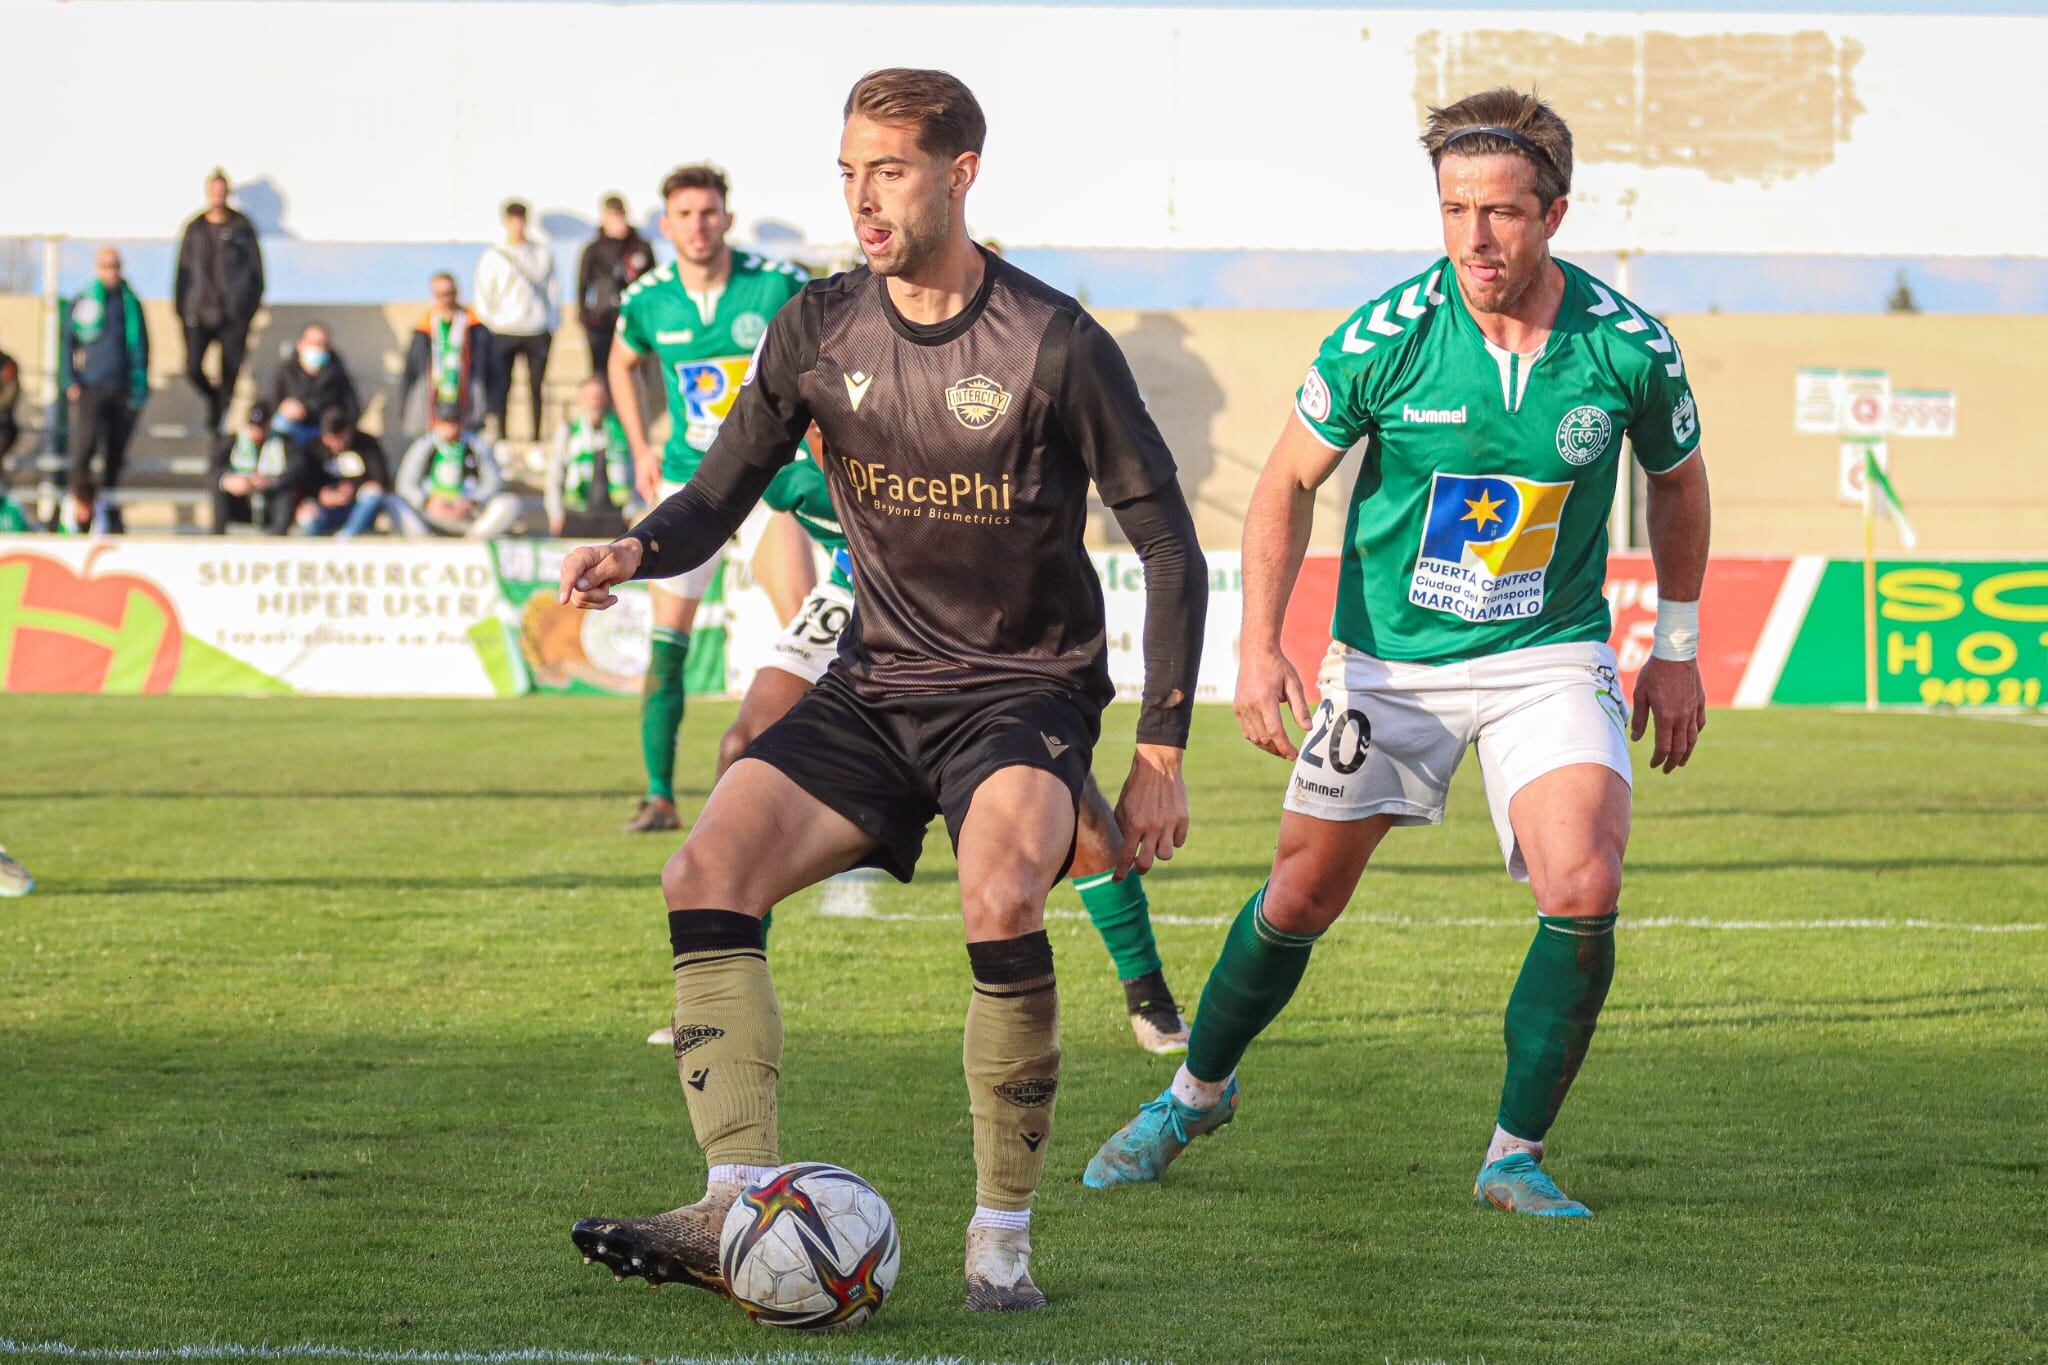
left=609, top=164, right=812, bottom=834
left=1085, top=89, right=1714, bottom=1214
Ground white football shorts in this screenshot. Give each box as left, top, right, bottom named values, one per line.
left=1281, top=639, right=1632, bottom=881
left=762, top=579, right=854, bottom=685
left=645, top=480, right=778, bottom=599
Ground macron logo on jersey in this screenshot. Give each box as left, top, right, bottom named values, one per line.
left=1409, top=472, right=1571, bottom=624
left=1401, top=404, right=1467, bottom=425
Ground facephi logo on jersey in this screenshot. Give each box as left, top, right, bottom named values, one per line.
left=843, top=370, right=874, bottom=411
left=1671, top=391, right=1699, bottom=445
left=1300, top=366, right=1332, bottom=423
left=1409, top=472, right=1571, bottom=623
left=730, top=312, right=768, bottom=349
left=1402, top=404, right=1468, bottom=425
left=995, top=1077, right=1058, bottom=1109
left=672, top=1024, right=726, bottom=1057
left=946, top=374, right=1012, bottom=430
left=839, top=453, right=1013, bottom=525
left=1555, top=405, right=1614, bottom=466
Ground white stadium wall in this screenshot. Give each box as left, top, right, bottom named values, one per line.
left=4, top=1, right=2044, bottom=257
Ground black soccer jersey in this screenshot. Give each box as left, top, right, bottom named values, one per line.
left=700, top=249, right=1180, bottom=710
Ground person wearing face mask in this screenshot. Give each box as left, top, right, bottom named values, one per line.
left=264, top=322, right=360, bottom=434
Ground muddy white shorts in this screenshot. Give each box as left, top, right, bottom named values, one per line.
left=763, top=579, right=854, bottom=685
left=646, top=480, right=777, bottom=599
left=1281, top=639, right=1632, bottom=881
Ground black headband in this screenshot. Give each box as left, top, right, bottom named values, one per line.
left=1441, top=125, right=1558, bottom=174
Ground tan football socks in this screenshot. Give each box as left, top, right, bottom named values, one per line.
left=669, top=909, right=782, bottom=1168
left=963, top=931, right=1061, bottom=1213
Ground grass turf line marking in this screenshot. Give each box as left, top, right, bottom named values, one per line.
left=0, top=1340, right=987, bottom=1365
left=807, top=904, right=2044, bottom=933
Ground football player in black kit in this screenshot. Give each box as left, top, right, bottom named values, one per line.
left=560, top=68, right=1207, bottom=1313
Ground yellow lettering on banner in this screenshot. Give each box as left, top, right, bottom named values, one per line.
left=1973, top=569, right=2048, bottom=624
left=1956, top=631, right=2017, bottom=676
left=1878, top=568, right=1963, bottom=622
left=1885, top=630, right=1932, bottom=676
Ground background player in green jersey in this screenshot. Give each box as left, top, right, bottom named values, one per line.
left=1086, top=88, right=1714, bottom=1217
left=610, top=165, right=817, bottom=833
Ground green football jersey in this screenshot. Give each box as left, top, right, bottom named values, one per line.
left=616, top=250, right=808, bottom=482
left=1295, top=256, right=1701, bottom=665
left=762, top=454, right=852, bottom=588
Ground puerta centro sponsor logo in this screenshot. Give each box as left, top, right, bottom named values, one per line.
left=838, top=453, right=1014, bottom=526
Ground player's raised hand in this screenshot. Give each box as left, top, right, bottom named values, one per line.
left=1113, top=743, right=1190, bottom=878
left=1235, top=645, right=1312, bottom=759
left=1631, top=656, right=1708, bottom=774
left=557, top=537, right=644, bottom=611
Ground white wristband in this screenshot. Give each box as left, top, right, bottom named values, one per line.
left=1652, top=598, right=1700, bottom=662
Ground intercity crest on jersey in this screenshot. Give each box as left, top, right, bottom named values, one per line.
left=1555, top=405, right=1613, bottom=466
left=1410, top=472, right=1571, bottom=622
left=946, top=375, right=1012, bottom=429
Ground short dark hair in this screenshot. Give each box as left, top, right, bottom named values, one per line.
left=319, top=407, right=352, bottom=438
left=1421, top=88, right=1573, bottom=207
left=601, top=194, right=626, bottom=215
left=502, top=199, right=529, bottom=219
left=660, top=165, right=729, bottom=207
left=430, top=271, right=456, bottom=289
left=843, top=68, right=985, bottom=160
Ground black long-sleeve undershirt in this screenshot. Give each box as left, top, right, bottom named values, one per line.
left=624, top=454, right=1206, bottom=747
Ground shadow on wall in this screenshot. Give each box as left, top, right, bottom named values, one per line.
left=235, top=177, right=295, bottom=240
left=1104, top=314, right=1223, bottom=545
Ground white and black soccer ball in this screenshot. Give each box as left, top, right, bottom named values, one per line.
left=718, top=1162, right=901, bottom=1330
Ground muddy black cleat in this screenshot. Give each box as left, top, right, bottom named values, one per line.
left=571, top=1182, right=740, bottom=1294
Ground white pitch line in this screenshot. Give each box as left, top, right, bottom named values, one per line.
left=0, top=1340, right=985, bottom=1365
left=814, top=906, right=2044, bottom=934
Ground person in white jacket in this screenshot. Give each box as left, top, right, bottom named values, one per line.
left=474, top=200, right=557, bottom=441
left=396, top=406, right=524, bottom=538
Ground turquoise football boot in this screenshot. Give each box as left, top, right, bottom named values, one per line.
left=1473, top=1151, right=1592, bottom=1218
left=1082, top=1078, right=1238, bottom=1188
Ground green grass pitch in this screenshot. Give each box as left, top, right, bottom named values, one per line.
left=1, top=697, right=2043, bottom=1364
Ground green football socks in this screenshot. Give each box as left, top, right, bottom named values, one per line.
left=1183, top=884, right=1322, bottom=1084
left=1496, top=912, right=1617, bottom=1142
left=1071, top=869, right=1162, bottom=981
left=640, top=627, right=689, bottom=802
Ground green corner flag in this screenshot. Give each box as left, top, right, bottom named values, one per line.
left=1865, top=449, right=1917, bottom=549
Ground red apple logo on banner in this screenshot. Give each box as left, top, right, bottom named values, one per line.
left=0, top=547, right=184, bottom=693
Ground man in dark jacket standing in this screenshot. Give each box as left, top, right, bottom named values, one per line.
left=575, top=195, right=654, bottom=385
left=175, top=169, right=264, bottom=432
left=265, top=322, right=360, bottom=432
left=60, top=247, right=150, bottom=534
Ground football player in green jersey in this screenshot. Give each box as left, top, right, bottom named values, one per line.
left=610, top=165, right=817, bottom=833
left=1086, top=88, right=1713, bottom=1217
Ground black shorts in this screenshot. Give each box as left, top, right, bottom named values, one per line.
left=740, top=672, right=1101, bottom=882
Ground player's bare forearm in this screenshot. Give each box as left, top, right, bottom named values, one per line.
left=607, top=341, right=652, bottom=465
left=1113, top=743, right=1189, bottom=878
left=1242, top=415, right=1343, bottom=652
left=1644, top=451, right=1711, bottom=602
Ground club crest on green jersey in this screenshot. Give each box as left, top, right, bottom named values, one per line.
left=1555, top=405, right=1613, bottom=466
left=730, top=311, right=768, bottom=349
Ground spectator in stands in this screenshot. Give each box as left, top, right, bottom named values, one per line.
left=577, top=195, right=654, bottom=384
left=265, top=322, right=360, bottom=433
left=474, top=200, right=556, bottom=441
left=175, top=169, right=265, bottom=433
left=210, top=400, right=293, bottom=533
left=296, top=407, right=401, bottom=536
left=398, top=272, right=491, bottom=438
left=59, top=247, right=149, bottom=534
left=397, top=404, right=522, bottom=538
left=0, top=343, right=19, bottom=461
left=545, top=376, right=638, bottom=539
